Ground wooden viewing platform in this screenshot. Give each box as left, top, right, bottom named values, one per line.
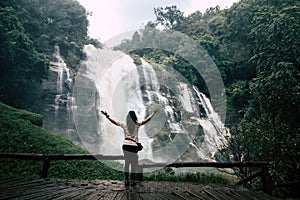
left=0, top=177, right=279, bottom=200
left=0, top=153, right=277, bottom=199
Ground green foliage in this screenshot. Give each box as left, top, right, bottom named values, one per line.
left=130, top=54, right=142, bottom=65
left=0, top=7, right=49, bottom=108
left=217, top=0, right=300, bottom=197
left=0, top=102, right=123, bottom=180
left=156, top=130, right=170, bottom=142
left=86, top=38, right=103, bottom=49
left=153, top=5, right=184, bottom=29
left=0, top=102, right=43, bottom=126
left=1, top=0, right=89, bottom=68
left=144, top=168, right=232, bottom=185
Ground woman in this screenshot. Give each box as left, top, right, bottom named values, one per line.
left=101, top=109, right=157, bottom=186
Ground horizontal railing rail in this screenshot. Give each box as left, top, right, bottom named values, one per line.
left=0, top=153, right=124, bottom=160
left=0, top=153, right=272, bottom=194
left=140, top=161, right=269, bottom=168
left=0, top=153, right=124, bottom=180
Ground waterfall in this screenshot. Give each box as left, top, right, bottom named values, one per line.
left=79, top=45, right=153, bottom=160
left=193, top=86, right=229, bottom=158
left=178, top=82, right=195, bottom=113
left=42, top=45, right=79, bottom=146
left=139, top=59, right=183, bottom=134
left=138, top=59, right=229, bottom=161
left=75, top=44, right=229, bottom=163
left=50, top=45, right=75, bottom=109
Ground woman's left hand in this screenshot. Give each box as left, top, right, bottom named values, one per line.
left=101, top=110, right=109, bottom=118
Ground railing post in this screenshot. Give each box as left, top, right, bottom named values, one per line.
left=40, top=157, right=51, bottom=178
left=261, top=164, right=272, bottom=195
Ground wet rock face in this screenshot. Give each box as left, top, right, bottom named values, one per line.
left=40, top=45, right=82, bottom=147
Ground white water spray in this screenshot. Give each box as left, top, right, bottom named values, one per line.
left=75, top=45, right=229, bottom=163
left=81, top=45, right=153, bottom=160
left=193, top=86, right=229, bottom=157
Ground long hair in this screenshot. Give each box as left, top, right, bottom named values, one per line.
left=126, top=111, right=138, bottom=134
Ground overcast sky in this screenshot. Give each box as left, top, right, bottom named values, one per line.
left=77, top=0, right=239, bottom=42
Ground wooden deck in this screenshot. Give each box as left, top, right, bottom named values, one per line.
left=0, top=177, right=279, bottom=200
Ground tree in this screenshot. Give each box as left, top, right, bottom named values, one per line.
left=1, top=0, right=89, bottom=68
left=153, top=5, right=184, bottom=29
left=0, top=7, right=49, bottom=108
left=218, top=1, right=300, bottom=195
left=248, top=2, right=300, bottom=186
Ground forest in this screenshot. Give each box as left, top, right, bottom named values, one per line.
left=0, top=0, right=299, bottom=198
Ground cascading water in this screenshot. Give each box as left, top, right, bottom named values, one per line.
left=77, top=45, right=154, bottom=160
left=139, top=59, right=181, bottom=134
left=193, top=86, right=229, bottom=158
left=74, top=44, right=229, bottom=163
left=138, top=59, right=229, bottom=161
left=50, top=45, right=75, bottom=109
left=42, top=45, right=79, bottom=146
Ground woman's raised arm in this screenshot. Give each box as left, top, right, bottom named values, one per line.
left=139, top=109, right=158, bottom=125
left=101, top=110, right=120, bottom=126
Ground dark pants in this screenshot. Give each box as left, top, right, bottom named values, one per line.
left=122, top=145, right=138, bottom=180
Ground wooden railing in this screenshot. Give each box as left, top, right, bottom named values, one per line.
left=138, top=161, right=272, bottom=194
left=0, top=153, right=272, bottom=194
left=0, top=153, right=124, bottom=179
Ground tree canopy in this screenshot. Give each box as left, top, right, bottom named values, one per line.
left=0, top=6, right=49, bottom=108
left=153, top=5, right=184, bottom=29
left=0, top=0, right=96, bottom=108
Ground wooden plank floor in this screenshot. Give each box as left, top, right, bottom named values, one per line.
left=0, top=178, right=279, bottom=200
